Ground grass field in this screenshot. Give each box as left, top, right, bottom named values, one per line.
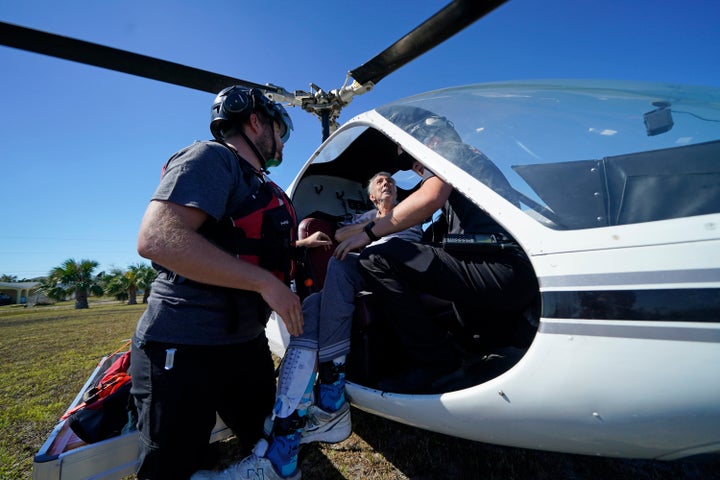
left=1, top=299, right=718, bottom=480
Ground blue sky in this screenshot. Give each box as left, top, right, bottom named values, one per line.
left=1, top=0, right=719, bottom=279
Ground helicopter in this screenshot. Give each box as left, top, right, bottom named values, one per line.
left=2, top=1, right=718, bottom=479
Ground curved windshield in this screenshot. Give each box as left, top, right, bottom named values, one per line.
left=377, top=81, right=720, bottom=230
left=313, top=125, right=369, bottom=164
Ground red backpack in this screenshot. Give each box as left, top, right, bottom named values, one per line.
left=63, top=350, right=135, bottom=443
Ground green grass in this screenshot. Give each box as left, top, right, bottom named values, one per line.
left=2, top=300, right=718, bottom=480
left=0, top=299, right=141, bottom=480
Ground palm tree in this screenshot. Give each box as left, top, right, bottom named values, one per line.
left=124, top=265, right=139, bottom=305
left=102, top=263, right=156, bottom=305
left=103, top=268, right=131, bottom=303
left=135, top=263, right=157, bottom=304
left=38, top=277, right=67, bottom=302
left=46, top=258, right=104, bottom=309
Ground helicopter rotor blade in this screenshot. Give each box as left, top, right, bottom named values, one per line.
left=0, top=21, right=278, bottom=95
left=1, top=0, right=507, bottom=141
left=349, top=0, right=508, bottom=87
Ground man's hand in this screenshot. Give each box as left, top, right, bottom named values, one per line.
left=260, top=278, right=304, bottom=336
left=296, top=231, right=333, bottom=250
left=334, top=231, right=371, bottom=260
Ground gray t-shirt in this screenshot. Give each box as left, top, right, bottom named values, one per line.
left=135, top=141, right=270, bottom=346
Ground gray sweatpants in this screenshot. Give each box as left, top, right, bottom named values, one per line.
left=289, top=253, right=364, bottom=362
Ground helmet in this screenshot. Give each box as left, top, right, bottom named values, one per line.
left=210, top=86, right=293, bottom=143
left=377, top=105, right=462, bottom=146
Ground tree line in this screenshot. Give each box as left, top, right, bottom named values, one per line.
left=2, top=259, right=157, bottom=309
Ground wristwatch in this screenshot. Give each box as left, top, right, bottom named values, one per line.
left=363, top=221, right=381, bottom=241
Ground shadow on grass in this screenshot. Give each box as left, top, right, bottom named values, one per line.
left=212, top=434, right=348, bottom=480
left=210, top=407, right=720, bottom=479
left=345, top=408, right=720, bottom=480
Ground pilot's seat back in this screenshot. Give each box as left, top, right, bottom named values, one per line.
left=297, top=215, right=339, bottom=294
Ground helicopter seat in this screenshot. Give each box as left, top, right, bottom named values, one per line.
left=297, top=214, right=340, bottom=295
left=297, top=214, right=465, bottom=385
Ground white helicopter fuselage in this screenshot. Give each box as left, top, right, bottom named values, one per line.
left=266, top=80, right=720, bottom=461
left=345, top=212, right=720, bottom=460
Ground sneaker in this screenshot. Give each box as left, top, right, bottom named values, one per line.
left=300, top=402, right=351, bottom=444
left=266, top=432, right=301, bottom=478
left=190, top=439, right=300, bottom=480
left=317, top=379, right=346, bottom=412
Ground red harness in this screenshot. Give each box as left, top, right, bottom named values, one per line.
left=226, top=175, right=298, bottom=282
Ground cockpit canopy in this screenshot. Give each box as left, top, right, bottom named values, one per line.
left=294, top=80, right=720, bottom=230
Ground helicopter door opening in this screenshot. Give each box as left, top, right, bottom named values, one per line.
left=291, top=126, right=539, bottom=393
left=295, top=213, right=539, bottom=393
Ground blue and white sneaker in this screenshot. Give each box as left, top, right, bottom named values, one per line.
left=300, top=402, right=351, bottom=445
left=317, top=379, right=346, bottom=413
left=190, top=439, right=300, bottom=480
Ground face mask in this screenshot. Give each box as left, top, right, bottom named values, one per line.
left=265, top=157, right=282, bottom=169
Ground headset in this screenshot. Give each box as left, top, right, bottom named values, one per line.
left=210, top=86, right=292, bottom=144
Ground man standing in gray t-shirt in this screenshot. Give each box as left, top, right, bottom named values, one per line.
left=130, top=87, right=330, bottom=480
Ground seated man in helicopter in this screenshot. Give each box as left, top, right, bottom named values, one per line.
left=192, top=170, right=423, bottom=480
left=334, top=106, right=539, bottom=394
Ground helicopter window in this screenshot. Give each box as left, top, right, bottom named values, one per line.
left=313, top=126, right=369, bottom=165
left=301, top=126, right=406, bottom=184
left=300, top=106, right=720, bottom=231
left=292, top=126, right=423, bottom=220
left=374, top=82, right=720, bottom=231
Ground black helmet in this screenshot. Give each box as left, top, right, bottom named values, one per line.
left=210, top=86, right=293, bottom=143
left=377, top=105, right=462, bottom=146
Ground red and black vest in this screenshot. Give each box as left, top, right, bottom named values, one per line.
left=157, top=142, right=298, bottom=287
left=198, top=145, right=298, bottom=285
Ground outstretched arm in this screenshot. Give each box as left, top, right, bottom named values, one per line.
left=296, top=230, right=333, bottom=249
left=334, top=222, right=368, bottom=243
left=333, top=176, right=451, bottom=259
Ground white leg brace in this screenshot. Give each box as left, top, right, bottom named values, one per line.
left=272, top=347, right=317, bottom=419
